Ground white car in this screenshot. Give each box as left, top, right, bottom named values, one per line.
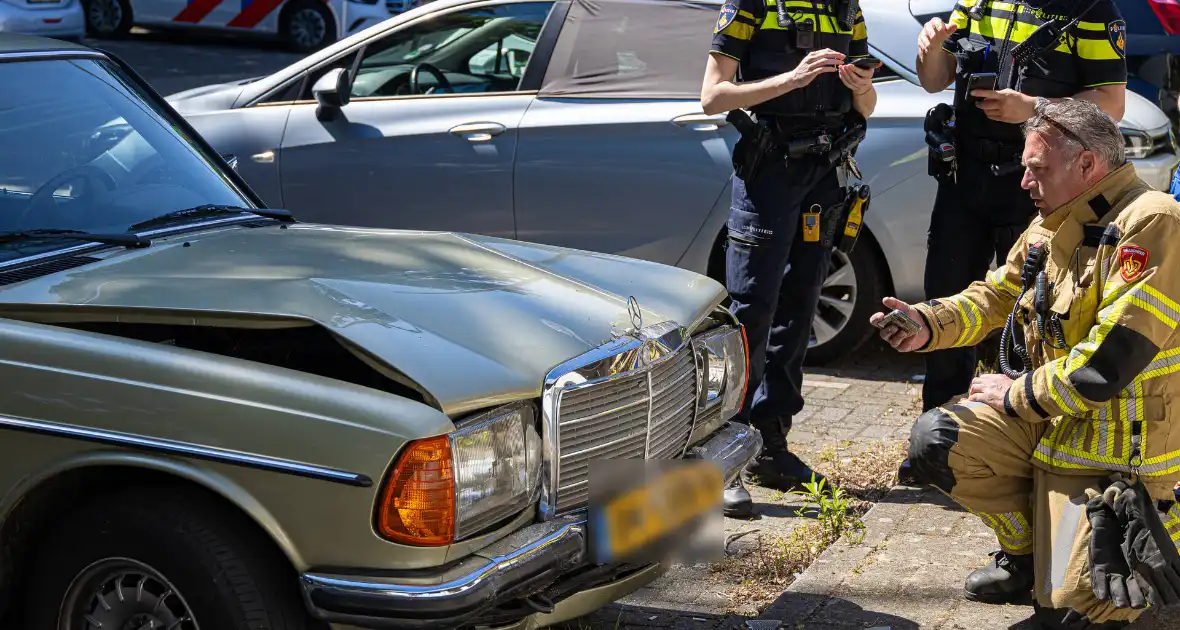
left=0, top=0, right=84, bottom=40
left=81, top=0, right=390, bottom=52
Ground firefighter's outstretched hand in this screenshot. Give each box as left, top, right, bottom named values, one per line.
left=968, top=374, right=1014, bottom=413
left=871, top=297, right=929, bottom=352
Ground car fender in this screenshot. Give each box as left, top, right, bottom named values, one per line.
left=0, top=450, right=308, bottom=569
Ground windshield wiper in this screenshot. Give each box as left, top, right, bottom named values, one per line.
left=127, top=204, right=293, bottom=233
left=0, top=229, right=150, bottom=248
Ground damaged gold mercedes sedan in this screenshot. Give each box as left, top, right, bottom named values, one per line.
left=0, top=35, right=761, bottom=630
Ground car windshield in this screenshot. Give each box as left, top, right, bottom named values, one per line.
left=0, top=55, right=255, bottom=263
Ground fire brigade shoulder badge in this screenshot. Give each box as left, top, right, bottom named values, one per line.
left=1108, top=19, right=1127, bottom=58
left=716, top=2, right=737, bottom=33
left=1118, top=244, right=1149, bottom=282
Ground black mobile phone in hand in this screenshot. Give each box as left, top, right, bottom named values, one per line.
left=967, top=72, right=997, bottom=104
left=851, top=56, right=881, bottom=69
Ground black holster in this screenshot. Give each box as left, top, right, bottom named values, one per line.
left=924, top=103, right=956, bottom=180
left=727, top=109, right=778, bottom=182
left=819, top=183, right=871, bottom=252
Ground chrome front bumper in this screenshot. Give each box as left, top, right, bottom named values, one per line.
left=300, top=420, right=761, bottom=629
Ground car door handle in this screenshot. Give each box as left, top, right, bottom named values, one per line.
left=450, top=122, right=506, bottom=142
left=671, top=113, right=729, bottom=131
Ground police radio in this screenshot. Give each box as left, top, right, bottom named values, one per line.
left=924, top=103, right=956, bottom=180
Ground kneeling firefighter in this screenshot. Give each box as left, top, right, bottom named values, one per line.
left=914, top=0, right=1128, bottom=413
left=875, top=99, right=1180, bottom=628
left=700, top=0, right=879, bottom=518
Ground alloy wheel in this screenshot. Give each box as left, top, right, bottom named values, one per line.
left=289, top=8, right=327, bottom=51
left=809, top=248, right=857, bottom=348
left=58, top=557, right=199, bottom=630
left=86, top=0, right=123, bottom=34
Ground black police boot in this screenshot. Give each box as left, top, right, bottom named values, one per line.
left=742, top=416, right=826, bottom=491
left=964, top=550, right=1035, bottom=604
left=723, top=476, right=754, bottom=519
left=1031, top=601, right=1131, bottom=630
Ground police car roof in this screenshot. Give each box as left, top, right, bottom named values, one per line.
left=0, top=33, right=91, bottom=55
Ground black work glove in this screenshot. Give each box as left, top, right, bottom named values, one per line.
left=1111, top=479, right=1180, bottom=607
left=1060, top=609, right=1099, bottom=630
left=1085, top=489, right=1147, bottom=609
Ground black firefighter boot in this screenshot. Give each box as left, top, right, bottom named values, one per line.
left=964, top=549, right=1035, bottom=604
left=742, top=415, right=826, bottom=491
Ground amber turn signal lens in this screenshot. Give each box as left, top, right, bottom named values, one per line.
left=377, top=435, right=456, bottom=546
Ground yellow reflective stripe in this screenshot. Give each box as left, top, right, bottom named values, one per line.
left=973, top=15, right=1039, bottom=43
left=721, top=21, right=757, bottom=39
left=949, top=8, right=969, bottom=28
left=1068, top=37, right=1121, bottom=61
left=1134, top=347, right=1180, bottom=382
left=1035, top=441, right=1133, bottom=470
left=738, top=8, right=756, bottom=19
left=1066, top=299, right=1128, bottom=373
left=760, top=15, right=845, bottom=33
left=1099, top=404, right=1112, bottom=458
left=760, top=1, right=852, bottom=33
left=1074, top=20, right=1108, bottom=32
left=969, top=509, right=1035, bottom=552
left=1046, top=360, right=1086, bottom=415
left=950, top=296, right=983, bottom=346
left=963, top=299, right=986, bottom=345
left=853, top=19, right=866, bottom=39
left=1164, top=504, right=1180, bottom=545
left=990, top=267, right=1020, bottom=297
left=1135, top=285, right=1180, bottom=328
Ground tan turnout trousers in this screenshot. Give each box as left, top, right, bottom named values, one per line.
left=934, top=399, right=1180, bottom=623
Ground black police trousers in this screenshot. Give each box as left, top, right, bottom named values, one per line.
left=921, top=157, right=1037, bottom=411
left=726, top=155, right=844, bottom=442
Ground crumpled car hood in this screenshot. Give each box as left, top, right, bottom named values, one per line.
left=0, top=224, right=726, bottom=416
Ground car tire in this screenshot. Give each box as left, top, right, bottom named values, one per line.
left=803, top=235, right=887, bottom=366
left=82, top=0, right=133, bottom=38
left=707, top=230, right=887, bottom=366
left=280, top=0, right=337, bottom=54
left=23, top=486, right=318, bottom=630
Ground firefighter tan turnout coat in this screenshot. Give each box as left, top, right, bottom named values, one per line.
left=913, top=162, right=1180, bottom=519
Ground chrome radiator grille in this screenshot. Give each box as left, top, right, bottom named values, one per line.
left=552, top=346, right=698, bottom=513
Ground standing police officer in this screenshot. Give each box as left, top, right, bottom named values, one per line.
left=701, top=0, right=878, bottom=517
left=915, top=0, right=1127, bottom=413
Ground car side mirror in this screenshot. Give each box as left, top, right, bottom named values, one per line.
left=221, top=153, right=238, bottom=171
left=313, top=67, right=351, bottom=122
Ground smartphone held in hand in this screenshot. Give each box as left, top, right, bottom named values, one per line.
left=873, top=309, right=922, bottom=335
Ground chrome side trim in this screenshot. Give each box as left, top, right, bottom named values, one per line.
left=0, top=415, right=372, bottom=487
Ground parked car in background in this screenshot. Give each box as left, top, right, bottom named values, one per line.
left=167, top=0, right=1180, bottom=366
left=0, top=33, right=760, bottom=630
left=1119, top=0, right=1179, bottom=129
left=0, top=0, right=83, bottom=41
left=81, top=0, right=390, bottom=51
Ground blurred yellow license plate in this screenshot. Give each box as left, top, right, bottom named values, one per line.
left=587, top=459, right=723, bottom=564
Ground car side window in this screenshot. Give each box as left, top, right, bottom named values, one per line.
left=343, top=2, right=553, bottom=98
